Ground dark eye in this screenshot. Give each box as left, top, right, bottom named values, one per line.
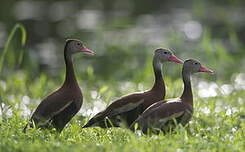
left=77, top=43, right=81, bottom=46
left=164, top=52, right=167, bottom=54
left=194, top=62, right=198, bottom=65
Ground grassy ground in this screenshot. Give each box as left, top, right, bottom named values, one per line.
left=0, top=72, right=244, bottom=152
left=0, top=25, right=245, bottom=152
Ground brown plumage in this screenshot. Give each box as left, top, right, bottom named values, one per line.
left=83, top=48, right=183, bottom=128
left=130, top=59, right=214, bottom=134
left=23, top=39, right=94, bottom=132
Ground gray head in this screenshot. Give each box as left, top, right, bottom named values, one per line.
left=183, top=59, right=214, bottom=74
left=65, top=39, right=94, bottom=55
left=154, top=48, right=183, bottom=64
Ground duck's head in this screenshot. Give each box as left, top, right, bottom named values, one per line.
left=154, top=48, right=183, bottom=64
left=65, top=39, right=94, bottom=55
left=183, top=59, right=214, bottom=74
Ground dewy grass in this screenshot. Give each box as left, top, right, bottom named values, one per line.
left=0, top=23, right=27, bottom=74
left=0, top=71, right=244, bottom=152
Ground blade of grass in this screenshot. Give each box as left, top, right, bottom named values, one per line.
left=0, top=23, right=27, bottom=73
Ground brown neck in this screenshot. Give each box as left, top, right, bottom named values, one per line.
left=180, top=68, right=193, bottom=106
left=151, top=57, right=165, bottom=98
left=63, top=49, right=78, bottom=87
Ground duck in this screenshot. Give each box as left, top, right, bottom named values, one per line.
left=83, top=48, right=183, bottom=128
left=130, top=59, right=214, bottom=134
left=23, top=39, right=94, bottom=132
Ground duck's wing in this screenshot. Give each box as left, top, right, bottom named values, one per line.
left=23, top=90, right=77, bottom=132
left=131, top=100, right=189, bottom=133
left=83, top=93, right=145, bottom=128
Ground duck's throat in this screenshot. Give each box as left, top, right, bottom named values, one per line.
left=181, top=70, right=193, bottom=104
left=64, top=52, right=78, bottom=86
left=151, top=58, right=165, bottom=96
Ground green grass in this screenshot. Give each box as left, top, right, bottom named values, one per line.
left=0, top=72, right=244, bottom=152
left=0, top=24, right=245, bottom=152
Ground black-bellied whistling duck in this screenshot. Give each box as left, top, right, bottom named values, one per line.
left=23, top=39, right=94, bottom=132
left=130, top=59, right=214, bottom=134
left=83, top=48, right=183, bottom=128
